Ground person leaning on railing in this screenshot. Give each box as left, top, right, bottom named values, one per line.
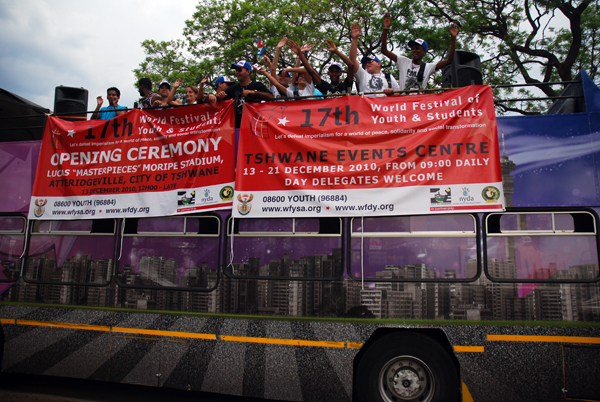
left=90, top=87, right=127, bottom=120
left=217, top=60, right=274, bottom=128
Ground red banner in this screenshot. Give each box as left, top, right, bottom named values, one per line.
left=29, top=102, right=235, bottom=219
left=234, top=85, right=505, bottom=217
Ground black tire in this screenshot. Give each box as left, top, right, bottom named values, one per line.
left=355, top=332, right=459, bottom=402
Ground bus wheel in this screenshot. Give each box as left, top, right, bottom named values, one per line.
left=355, top=332, right=458, bottom=402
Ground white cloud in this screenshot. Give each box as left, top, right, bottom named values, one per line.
left=0, top=0, right=198, bottom=111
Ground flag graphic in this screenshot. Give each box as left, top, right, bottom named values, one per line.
left=256, top=38, right=265, bottom=57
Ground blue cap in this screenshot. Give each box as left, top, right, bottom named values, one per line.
left=408, top=39, right=428, bottom=51
left=231, top=60, right=253, bottom=71
left=214, top=76, right=234, bottom=88
left=360, top=55, right=381, bottom=65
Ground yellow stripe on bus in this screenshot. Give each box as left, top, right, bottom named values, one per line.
left=0, top=318, right=15, bottom=325
left=221, top=335, right=345, bottom=348
left=462, top=382, right=475, bottom=402
left=111, top=327, right=216, bottom=340
left=17, top=320, right=110, bottom=332
left=453, top=346, right=484, bottom=353
left=488, top=334, right=600, bottom=344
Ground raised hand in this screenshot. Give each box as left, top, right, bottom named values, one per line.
left=449, top=21, right=459, bottom=38
left=277, top=37, right=288, bottom=48
left=287, top=39, right=301, bottom=55
left=325, top=39, right=338, bottom=52
left=174, top=78, right=182, bottom=89
left=351, top=22, right=361, bottom=39
left=96, top=96, right=103, bottom=106
left=383, top=12, right=392, bottom=29
left=300, top=43, right=314, bottom=53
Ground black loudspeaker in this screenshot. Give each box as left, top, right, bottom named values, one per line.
left=54, top=86, right=88, bottom=121
left=442, top=50, right=483, bottom=88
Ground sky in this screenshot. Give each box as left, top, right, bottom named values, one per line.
left=0, top=0, right=199, bottom=112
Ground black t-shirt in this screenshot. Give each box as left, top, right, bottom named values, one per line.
left=224, top=81, right=270, bottom=128
left=317, top=77, right=353, bottom=96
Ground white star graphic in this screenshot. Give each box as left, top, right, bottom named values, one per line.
left=67, top=130, right=75, bottom=137
left=278, top=117, right=289, bottom=126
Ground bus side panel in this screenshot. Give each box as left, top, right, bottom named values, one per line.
left=497, top=113, right=600, bottom=208
left=3, top=303, right=600, bottom=402
left=0, top=305, right=360, bottom=401
left=0, top=140, right=41, bottom=213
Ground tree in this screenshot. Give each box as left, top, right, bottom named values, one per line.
left=134, top=0, right=599, bottom=114
left=419, top=0, right=600, bottom=114
left=134, top=0, right=395, bottom=96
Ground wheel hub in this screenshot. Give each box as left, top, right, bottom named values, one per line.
left=379, top=356, right=433, bottom=402
left=394, top=368, right=421, bottom=397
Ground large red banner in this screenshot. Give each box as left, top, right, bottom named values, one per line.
left=234, top=85, right=505, bottom=217
left=29, top=102, right=235, bottom=219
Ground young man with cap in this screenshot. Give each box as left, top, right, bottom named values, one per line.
left=91, top=87, right=127, bottom=120
left=287, top=39, right=354, bottom=96
left=262, top=62, right=292, bottom=99
left=214, top=76, right=234, bottom=93
left=349, top=22, right=400, bottom=97
left=381, top=12, right=458, bottom=91
left=157, top=80, right=182, bottom=107
left=216, top=60, right=274, bottom=127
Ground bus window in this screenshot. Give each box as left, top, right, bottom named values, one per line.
left=484, top=211, right=599, bottom=282
left=349, top=214, right=479, bottom=282
left=225, top=217, right=343, bottom=280
left=117, top=215, right=220, bottom=291
left=0, top=216, right=27, bottom=282
left=24, top=219, right=116, bottom=286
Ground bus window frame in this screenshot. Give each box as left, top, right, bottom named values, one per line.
left=115, top=213, right=221, bottom=292
left=22, top=218, right=118, bottom=287
left=346, top=213, right=482, bottom=283
left=483, top=207, right=600, bottom=283
left=224, top=215, right=345, bottom=281
left=0, top=214, right=28, bottom=283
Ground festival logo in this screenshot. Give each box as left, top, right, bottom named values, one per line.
left=177, top=191, right=196, bottom=206
left=457, top=187, right=476, bottom=204
left=237, top=194, right=254, bottom=215
left=250, top=105, right=287, bottom=139
left=220, top=186, right=234, bottom=201
left=50, top=126, right=65, bottom=150
left=199, top=189, right=214, bottom=205
left=33, top=199, right=47, bottom=218
left=482, top=186, right=501, bottom=203
left=430, top=188, right=452, bottom=205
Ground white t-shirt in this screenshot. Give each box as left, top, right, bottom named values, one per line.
left=355, top=66, right=400, bottom=97
left=395, top=55, right=437, bottom=90
left=270, top=84, right=284, bottom=98
left=286, top=81, right=315, bottom=97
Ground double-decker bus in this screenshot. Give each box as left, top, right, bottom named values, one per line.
left=0, top=73, right=599, bottom=402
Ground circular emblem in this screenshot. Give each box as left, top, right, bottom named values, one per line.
left=220, top=186, right=234, bottom=201
left=482, top=186, right=501, bottom=203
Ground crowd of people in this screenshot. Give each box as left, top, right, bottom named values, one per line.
left=91, top=19, right=459, bottom=127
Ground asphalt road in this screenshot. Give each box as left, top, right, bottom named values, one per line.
left=0, top=373, right=287, bottom=402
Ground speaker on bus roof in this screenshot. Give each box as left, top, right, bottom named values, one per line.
left=54, top=86, right=88, bottom=121
left=442, top=50, right=483, bottom=88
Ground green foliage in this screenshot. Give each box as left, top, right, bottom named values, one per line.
left=133, top=0, right=599, bottom=115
